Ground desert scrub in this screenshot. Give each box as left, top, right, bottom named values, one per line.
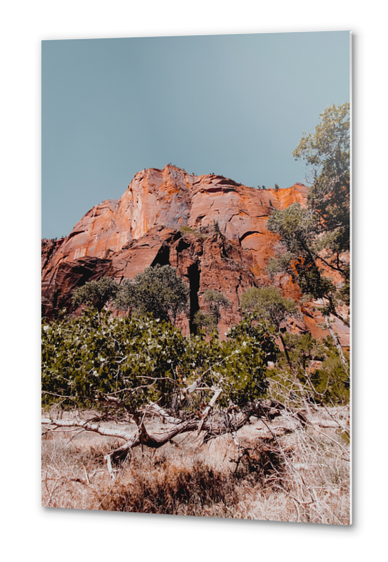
left=42, top=406, right=349, bottom=523
left=179, top=225, right=207, bottom=238
left=99, top=459, right=240, bottom=515
left=267, top=333, right=350, bottom=407
left=42, top=308, right=277, bottom=410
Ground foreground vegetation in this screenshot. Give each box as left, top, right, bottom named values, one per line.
left=42, top=304, right=349, bottom=522
left=42, top=389, right=350, bottom=523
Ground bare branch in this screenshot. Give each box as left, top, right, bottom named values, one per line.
left=41, top=417, right=132, bottom=441
left=197, top=387, right=222, bottom=435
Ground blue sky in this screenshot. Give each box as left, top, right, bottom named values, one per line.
left=42, top=31, right=350, bottom=239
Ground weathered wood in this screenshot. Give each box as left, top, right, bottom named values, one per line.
left=185, top=375, right=204, bottom=396
left=41, top=417, right=132, bottom=441
left=141, top=403, right=182, bottom=425
left=42, top=399, right=288, bottom=473
left=197, top=387, right=222, bottom=435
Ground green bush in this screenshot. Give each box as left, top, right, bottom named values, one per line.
left=241, top=286, right=299, bottom=330
left=72, top=277, right=119, bottom=312
left=192, top=310, right=217, bottom=333
left=179, top=226, right=196, bottom=235
left=42, top=308, right=277, bottom=411
left=179, top=225, right=207, bottom=239
left=114, top=264, right=189, bottom=323
left=268, top=332, right=349, bottom=405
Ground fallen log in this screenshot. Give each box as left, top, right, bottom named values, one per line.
left=42, top=399, right=286, bottom=476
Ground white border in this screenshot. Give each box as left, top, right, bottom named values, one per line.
left=2, top=1, right=387, bottom=560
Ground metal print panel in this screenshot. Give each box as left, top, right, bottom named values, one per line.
left=41, top=31, right=351, bottom=523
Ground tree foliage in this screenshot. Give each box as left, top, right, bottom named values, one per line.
left=241, top=287, right=300, bottom=332
left=266, top=204, right=339, bottom=306
left=194, top=290, right=231, bottom=334
left=266, top=103, right=350, bottom=321
left=192, top=310, right=218, bottom=333
left=269, top=332, right=350, bottom=405
left=114, top=264, right=189, bottom=323
left=204, top=289, right=231, bottom=325
left=293, top=102, right=350, bottom=257
left=241, top=286, right=303, bottom=377
left=72, top=277, right=119, bottom=312
left=42, top=307, right=277, bottom=411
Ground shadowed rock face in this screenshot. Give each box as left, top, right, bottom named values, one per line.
left=41, top=165, right=349, bottom=347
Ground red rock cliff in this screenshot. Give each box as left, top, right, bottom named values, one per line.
left=41, top=165, right=348, bottom=347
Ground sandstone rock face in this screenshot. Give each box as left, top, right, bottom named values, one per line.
left=42, top=165, right=349, bottom=347
left=44, top=165, right=307, bottom=272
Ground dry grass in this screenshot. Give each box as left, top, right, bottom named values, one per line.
left=41, top=407, right=350, bottom=524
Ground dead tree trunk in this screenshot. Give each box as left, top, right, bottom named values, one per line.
left=42, top=399, right=288, bottom=476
